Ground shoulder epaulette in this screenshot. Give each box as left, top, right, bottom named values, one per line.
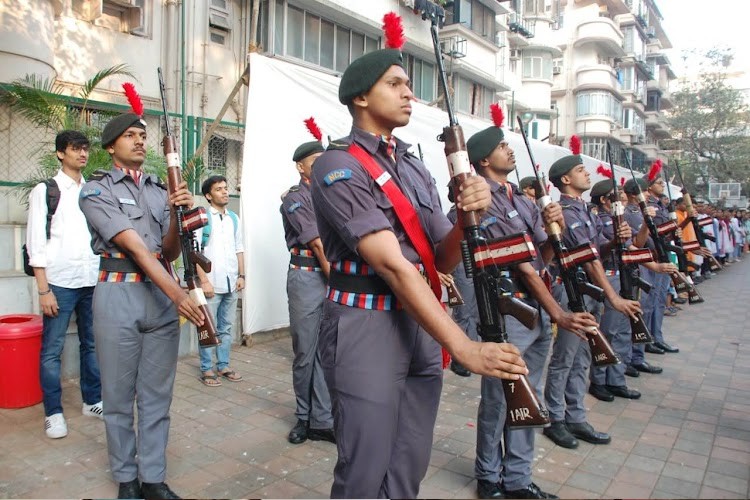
left=87, top=169, right=110, bottom=182
left=154, top=177, right=167, bottom=190
left=560, top=202, right=573, bottom=209
left=326, top=137, right=350, bottom=151
left=288, top=185, right=300, bottom=192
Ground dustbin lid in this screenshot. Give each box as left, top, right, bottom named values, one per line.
left=0, top=314, right=43, bottom=340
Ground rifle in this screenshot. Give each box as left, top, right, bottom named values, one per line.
left=662, top=164, right=702, bottom=278
left=516, top=119, right=618, bottom=366
left=157, top=68, right=219, bottom=348
left=606, top=145, right=653, bottom=344
left=674, top=161, right=722, bottom=272
left=623, top=156, right=702, bottom=304
left=425, top=9, right=549, bottom=428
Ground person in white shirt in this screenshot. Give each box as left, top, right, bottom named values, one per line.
left=26, top=130, right=102, bottom=439
left=196, top=175, right=244, bottom=386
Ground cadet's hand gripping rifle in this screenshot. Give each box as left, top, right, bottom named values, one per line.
left=516, top=118, right=618, bottom=366
left=605, top=145, right=653, bottom=344
left=623, top=156, right=701, bottom=304
left=425, top=10, right=549, bottom=428
left=674, top=161, right=722, bottom=272
left=158, top=68, right=219, bottom=347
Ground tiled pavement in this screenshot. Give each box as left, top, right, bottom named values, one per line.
left=1, top=260, right=748, bottom=499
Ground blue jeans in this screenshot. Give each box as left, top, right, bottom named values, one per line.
left=40, top=284, right=101, bottom=416
left=199, top=291, right=238, bottom=373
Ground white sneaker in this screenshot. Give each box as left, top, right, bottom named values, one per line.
left=82, top=401, right=104, bottom=420
left=44, top=413, right=68, bottom=439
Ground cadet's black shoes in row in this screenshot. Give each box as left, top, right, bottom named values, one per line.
left=566, top=421, right=611, bottom=445
left=118, top=480, right=180, bottom=499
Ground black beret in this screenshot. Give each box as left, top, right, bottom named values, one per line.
left=467, top=126, right=504, bottom=166
left=589, top=179, right=613, bottom=201
left=549, top=154, right=583, bottom=182
left=101, top=113, right=146, bottom=148
left=519, top=176, right=536, bottom=190
left=292, top=141, right=325, bottom=162
left=623, top=177, right=648, bottom=195
left=339, top=49, right=403, bottom=105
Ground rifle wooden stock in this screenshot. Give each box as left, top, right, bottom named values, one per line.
left=427, top=17, right=548, bottom=428
left=446, top=281, right=465, bottom=306
left=158, top=68, right=219, bottom=348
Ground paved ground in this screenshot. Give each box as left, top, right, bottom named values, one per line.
left=1, top=260, right=748, bottom=499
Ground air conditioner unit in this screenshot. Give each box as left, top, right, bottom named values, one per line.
left=646, top=26, right=656, bottom=37
left=552, top=65, right=562, bottom=75
left=509, top=49, right=522, bottom=60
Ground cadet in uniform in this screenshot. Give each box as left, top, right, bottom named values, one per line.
left=643, top=171, right=680, bottom=354
left=519, top=176, right=537, bottom=202
left=79, top=106, right=203, bottom=500
left=280, top=140, right=335, bottom=445
left=587, top=179, right=651, bottom=401
left=542, top=153, right=641, bottom=449
left=622, top=178, right=672, bottom=375
left=310, top=16, right=528, bottom=498
left=456, top=122, right=597, bottom=499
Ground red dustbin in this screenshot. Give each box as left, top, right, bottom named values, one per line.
left=0, top=314, right=43, bottom=408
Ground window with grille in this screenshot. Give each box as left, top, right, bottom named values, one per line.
left=258, top=0, right=379, bottom=73
left=207, top=136, right=228, bottom=171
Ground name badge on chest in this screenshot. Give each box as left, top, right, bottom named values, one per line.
left=118, top=197, right=136, bottom=206
left=508, top=210, right=519, bottom=219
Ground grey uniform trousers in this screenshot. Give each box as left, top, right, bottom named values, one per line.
left=451, top=261, right=479, bottom=341
left=590, top=275, right=630, bottom=386
left=544, top=284, right=600, bottom=424
left=318, top=301, right=443, bottom=499
left=286, top=268, right=333, bottom=428
left=475, top=307, right=552, bottom=490
left=632, top=267, right=669, bottom=364
left=93, top=282, right=179, bottom=483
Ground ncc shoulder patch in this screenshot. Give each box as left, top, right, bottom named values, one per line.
left=481, top=216, right=498, bottom=229
left=80, top=188, right=101, bottom=198
left=286, top=201, right=302, bottom=213
left=569, top=221, right=582, bottom=230
left=324, top=169, right=352, bottom=186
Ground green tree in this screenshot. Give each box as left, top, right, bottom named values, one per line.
left=666, top=48, right=750, bottom=197
left=0, top=65, right=170, bottom=202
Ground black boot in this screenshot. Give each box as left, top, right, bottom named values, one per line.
left=118, top=479, right=142, bottom=499
left=140, top=482, right=180, bottom=499
left=566, top=421, right=611, bottom=445
left=287, top=419, right=309, bottom=444
left=542, top=422, right=578, bottom=449
left=477, top=479, right=504, bottom=499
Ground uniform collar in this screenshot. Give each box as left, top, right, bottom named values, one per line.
left=560, top=193, right=585, bottom=205
left=351, top=126, right=410, bottom=156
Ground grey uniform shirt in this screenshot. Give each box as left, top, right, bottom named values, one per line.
left=79, top=168, right=170, bottom=255
left=647, top=194, right=670, bottom=225
left=560, top=194, right=609, bottom=252
left=281, top=180, right=320, bottom=249
left=623, top=203, right=655, bottom=251
left=311, top=127, right=452, bottom=264
left=448, top=180, right=547, bottom=272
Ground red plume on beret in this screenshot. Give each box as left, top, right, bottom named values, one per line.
left=383, top=12, right=405, bottom=50
left=620, top=177, right=626, bottom=186
left=122, top=82, right=144, bottom=117
left=490, top=103, right=504, bottom=128
left=597, top=164, right=613, bottom=179
left=647, top=159, right=663, bottom=182
left=304, top=117, right=322, bottom=142
left=569, top=135, right=581, bottom=155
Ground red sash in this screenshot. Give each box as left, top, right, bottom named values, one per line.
left=347, top=144, right=442, bottom=301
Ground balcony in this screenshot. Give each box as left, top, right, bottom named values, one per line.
left=507, top=13, right=535, bottom=45
left=575, top=65, right=624, bottom=97
left=645, top=111, right=671, bottom=139
left=573, top=18, right=625, bottom=57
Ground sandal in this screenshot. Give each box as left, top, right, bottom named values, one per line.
left=219, top=369, right=243, bottom=382
left=200, top=373, right=222, bottom=387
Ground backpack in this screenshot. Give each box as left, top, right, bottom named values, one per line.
left=200, top=209, right=239, bottom=251
left=22, top=178, right=61, bottom=276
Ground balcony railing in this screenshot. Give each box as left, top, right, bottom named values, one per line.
left=508, top=13, right=535, bottom=39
